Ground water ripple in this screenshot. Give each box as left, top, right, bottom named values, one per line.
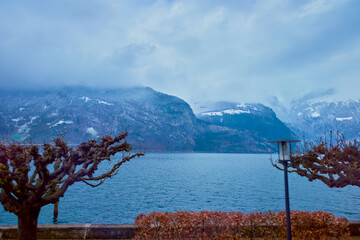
left=0, top=153, right=359, bottom=224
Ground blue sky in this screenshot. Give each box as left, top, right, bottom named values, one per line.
left=0, top=0, right=360, bottom=105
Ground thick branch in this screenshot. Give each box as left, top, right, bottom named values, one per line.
left=1, top=132, right=144, bottom=214
left=286, top=136, right=360, bottom=188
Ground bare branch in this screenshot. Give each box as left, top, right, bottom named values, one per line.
left=0, top=132, right=144, bottom=214
left=82, top=179, right=105, bottom=188
left=280, top=134, right=360, bottom=188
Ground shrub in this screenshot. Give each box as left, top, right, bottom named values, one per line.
left=134, top=210, right=350, bottom=239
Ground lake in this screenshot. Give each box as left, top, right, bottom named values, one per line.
left=0, top=153, right=359, bottom=225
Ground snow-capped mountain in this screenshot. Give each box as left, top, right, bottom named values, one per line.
left=193, top=101, right=296, bottom=152
left=0, top=87, right=296, bottom=152
left=0, top=87, right=198, bottom=151
left=270, top=90, right=360, bottom=141
left=290, top=99, right=360, bottom=140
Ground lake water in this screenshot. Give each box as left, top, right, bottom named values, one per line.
left=0, top=153, right=359, bottom=225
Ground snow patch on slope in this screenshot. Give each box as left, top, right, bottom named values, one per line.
left=311, top=112, right=320, bottom=118
left=97, top=99, right=114, bottom=106
left=223, top=109, right=251, bottom=114
left=12, top=117, right=23, bottom=122
left=51, top=120, right=74, bottom=128
left=87, top=127, right=98, bottom=137
left=17, top=116, right=39, bottom=134
left=203, top=109, right=251, bottom=116
left=336, top=117, right=353, bottom=121
left=203, top=111, right=223, bottom=116
left=80, top=96, right=91, bottom=102
left=18, top=124, right=30, bottom=134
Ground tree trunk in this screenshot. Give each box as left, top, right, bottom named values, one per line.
left=17, top=208, right=41, bottom=240
left=53, top=200, right=59, bottom=220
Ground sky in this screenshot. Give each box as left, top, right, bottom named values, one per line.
left=0, top=0, right=360, bottom=105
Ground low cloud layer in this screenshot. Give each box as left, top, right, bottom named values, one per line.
left=1, top=0, right=360, bottom=104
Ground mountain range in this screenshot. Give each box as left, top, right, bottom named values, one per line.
left=270, top=90, right=360, bottom=141
left=0, top=87, right=295, bottom=153
left=1, top=87, right=358, bottom=152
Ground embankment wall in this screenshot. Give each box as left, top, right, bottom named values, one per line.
left=1, top=221, right=359, bottom=239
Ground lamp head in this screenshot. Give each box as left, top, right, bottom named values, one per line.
left=269, top=139, right=300, bottom=161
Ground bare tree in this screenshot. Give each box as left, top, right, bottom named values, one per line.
left=0, top=132, right=143, bottom=240
left=272, top=133, right=360, bottom=188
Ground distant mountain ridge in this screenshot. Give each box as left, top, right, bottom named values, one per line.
left=0, top=87, right=295, bottom=152
left=194, top=101, right=296, bottom=152
left=289, top=99, right=360, bottom=140
left=270, top=90, right=360, bottom=141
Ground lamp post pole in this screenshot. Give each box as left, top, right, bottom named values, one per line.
left=282, top=159, right=292, bottom=240
left=269, top=139, right=299, bottom=240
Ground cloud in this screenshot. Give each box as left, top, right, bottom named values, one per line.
left=0, top=0, right=359, bottom=104
left=298, top=0, right=340, bottom=18
left=108, top=44, right=156, bottom=67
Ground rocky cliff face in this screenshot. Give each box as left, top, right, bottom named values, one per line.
left=0, top=87, right=295, bottom=152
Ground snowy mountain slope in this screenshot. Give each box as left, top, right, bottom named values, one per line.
left=0, top=87, right=199, bottom=151
left=0, top=87, right=295, bottom=152
left=194, top=101, right=296, bottom=148
left=290, top=98, right=360, bottom=140
left=269, top=90, right=360, bottom=140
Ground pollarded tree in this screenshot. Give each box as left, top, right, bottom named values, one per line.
left=272, top=134, right=360, bottom=188
left=0, top=132, right=143, bottom=240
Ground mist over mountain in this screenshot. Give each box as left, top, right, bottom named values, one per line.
left=0, top=87, right=296, bottom=152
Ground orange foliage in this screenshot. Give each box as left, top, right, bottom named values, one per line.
left=134, top=210, right=350, bottom=239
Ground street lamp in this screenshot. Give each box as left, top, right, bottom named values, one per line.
left=269, top=139, right=300, bottom=240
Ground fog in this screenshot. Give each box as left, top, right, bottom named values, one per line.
left=1, top=0, right=360, bottom=106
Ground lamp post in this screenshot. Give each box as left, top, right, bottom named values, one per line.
left=269, top=139, right=299, bottom=240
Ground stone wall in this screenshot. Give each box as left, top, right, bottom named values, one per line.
left=1, top=221, right=359, bottom=239
left=0, top=224, right=136, bottom=239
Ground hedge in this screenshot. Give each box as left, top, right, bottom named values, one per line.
left=134, top=210, right=350, bottom=239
